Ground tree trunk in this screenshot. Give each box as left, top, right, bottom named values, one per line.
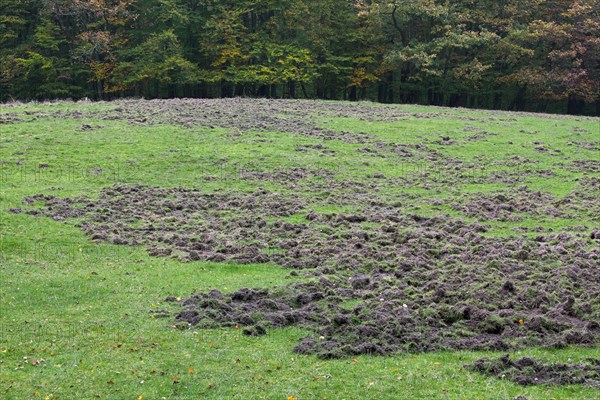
left=97, top=80, right=103, bottom=100
left=567, top=94, right=584, bottom=115
left=349, top=86, right=357, bottom=101
left=301, top=83, right=309, bottom=98
left=235, top=84, right=244, bottom=97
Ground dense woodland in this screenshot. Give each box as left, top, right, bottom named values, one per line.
left=1, top=0, right=598, bottom=115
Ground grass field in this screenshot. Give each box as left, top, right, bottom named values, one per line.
left=0, top=99, right=598, bottom=399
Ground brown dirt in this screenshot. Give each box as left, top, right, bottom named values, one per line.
left=17, top=183, right=600, bottom=358
left=465, top=355, right=600, bottom=388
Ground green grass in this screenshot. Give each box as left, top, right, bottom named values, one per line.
left=1, top=100, right=598, bottom=399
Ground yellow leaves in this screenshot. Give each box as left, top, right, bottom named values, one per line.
left=519, top=319, right=524, bottom=324
left=137, top=395, right=142, bottom=400
left=349, top=67, right=379, bottom=88
left=433, top=361, right=442, bottom=365
left=213, top=47, right=242, bottom=68
left=354, top=56, right=375, bottom=65
left=89, top=61, right=117, bottom=80
left=450, top=58, right=492, bottom=88
left=287, top=396, right=297, bottom=400
left=527, top=20, right=569, bottom=41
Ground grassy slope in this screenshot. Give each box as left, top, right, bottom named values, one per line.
left=0, top=100, right=599, bottom=399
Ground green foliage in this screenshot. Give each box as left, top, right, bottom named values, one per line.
left=12, top=51, right=77, bottom=99
left=0, top=0, right=597, bottom=113
left=116, top=30, right=199, bottom=90
left=33, top=18, right=65, bottom=52
left=0, top=0, right=30, bottom=47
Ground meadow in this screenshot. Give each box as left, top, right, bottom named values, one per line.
left=0, top=99, right=598, bottom=399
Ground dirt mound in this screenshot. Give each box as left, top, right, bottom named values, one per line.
left=18, top=184, right=600, bottom=358
left=452, top=187, right=570, bottom=221
left=0, top=115, right=25, bottom=124
left=48, top=98, right=375, bottom=143
left=568, top=160, right=600, bottom=173
left=465, top=355, right=600, bottom=388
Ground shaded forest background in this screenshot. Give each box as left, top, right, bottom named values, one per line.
left=1, top=0, right=598, bottom=115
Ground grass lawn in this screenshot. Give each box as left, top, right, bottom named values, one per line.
left=0, top=99, right=598, bottom=399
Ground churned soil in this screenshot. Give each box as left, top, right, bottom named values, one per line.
left=450, top=186, right=598, bottom=222
left=9, top=98, right=599, bottom=365
left=465, top=355, right=600, bottom=388
left=18, top=183, right=599, bottom=358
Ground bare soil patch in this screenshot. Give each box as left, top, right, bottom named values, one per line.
left=465, top=355, right=600, bottom=388
left=18, top=184, right=599, bottom=358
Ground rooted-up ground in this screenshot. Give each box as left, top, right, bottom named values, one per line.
left=1, top=99, right=599, bottom=399
left=18, top=183, right=599, bottom=358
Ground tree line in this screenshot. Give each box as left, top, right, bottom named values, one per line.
left=1, top=0, right=598, bottom=115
